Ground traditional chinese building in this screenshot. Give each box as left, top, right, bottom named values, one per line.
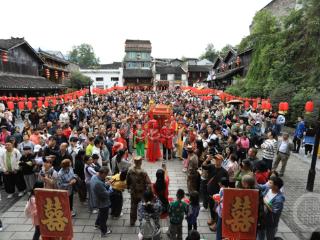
left=80, top=62, right=123, bottom=89
left=185, top=64, right=211, bottom=87
left=122, top=39, right=153, bottom=89
left=38, top=49, right=70, bottom=84
left=209, top=48, right=253, bottom=90
left=154, top=65, right=187, bottom=91
left=0, top=37, right=65, bottom=96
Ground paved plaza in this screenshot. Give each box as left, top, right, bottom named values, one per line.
left=1, top=149, right=318, bottom=240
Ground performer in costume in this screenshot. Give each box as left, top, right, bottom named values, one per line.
left=160, top=120, right=174, bottom=161
left=176, top=120, right=185, bottom=160
left=134, top=124, right=145, bottom=157
left=147, top=119, right=162, bottom=162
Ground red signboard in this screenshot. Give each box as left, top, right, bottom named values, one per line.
left=222, top=188, right=259, bottom=240
left=35, top=189, right=73, bottom=240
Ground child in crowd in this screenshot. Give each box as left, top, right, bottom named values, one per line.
left=24, top=181, right=44, bottom=240
left=168, top=189, right=188, bottom=240
left=215, top=177, right=229, bottom=240
left=108, top=170, right=127, bottom=218
left=186, top=191, right=200, bottom=235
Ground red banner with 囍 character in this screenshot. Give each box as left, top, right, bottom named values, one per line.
left=35, top=189, right=73, bottom=239
left=222, top=188, right=259, bottom=240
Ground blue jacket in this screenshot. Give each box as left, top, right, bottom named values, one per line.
left=90, top=175, right=111, bottom=209
left=294, top=121, right=305, bottom=138
left=259, top=183, right=285, bottom=228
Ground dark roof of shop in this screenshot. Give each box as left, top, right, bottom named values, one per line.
left=0, top=74, right=66, bottom=90
left=123, top=69, right=153, bottom=78
left=156, top=66, right=185, bottom=74
left=188, top=65, right=211, bottom=72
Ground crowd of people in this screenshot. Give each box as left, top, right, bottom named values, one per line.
left=0, top=89, right=310, bottom=240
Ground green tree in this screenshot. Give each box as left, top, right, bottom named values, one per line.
left=218, top=44, right=234, bottom=57
left=67, top=71, right=92, bottom=89
left=200, top=44, right=218, bottom=62
left=68, top=44, right=100, bottom=68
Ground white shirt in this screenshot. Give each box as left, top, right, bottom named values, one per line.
left=278, top=141, right=289, bottom=154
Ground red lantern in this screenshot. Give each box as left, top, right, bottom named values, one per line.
left=7, top=101, right=14, bottom=110
left=1, top=51, right=8, bottom=63
left=18, top=101, right=25, bottom=110
left=27, top=101, right=33, bottom=110
left=45, top=69, right=50, bottom=79
left=55, top=70, right=59, bottom=80
left=61, top=72, right=65, bottom=80
left=44, top=101, right=49, bottom=107
left=305, top=101, right=314, bottom=113
left=252, top=101, right=258, bottom=110
left=52, top=99, right=57, bottom=106
left=244, top=100, right=250, bottom=110
left=37, top=100, right=43, bottom=108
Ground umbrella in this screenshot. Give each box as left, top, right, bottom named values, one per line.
left=227, top=99, right=243, bottom=105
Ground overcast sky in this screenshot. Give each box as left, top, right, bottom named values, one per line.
left=2, top=0, right=271, bottom=63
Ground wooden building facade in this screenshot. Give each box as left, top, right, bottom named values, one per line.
left=209, top=48, right=253, bottom=90
left=0, top=38, right=65, bottom=96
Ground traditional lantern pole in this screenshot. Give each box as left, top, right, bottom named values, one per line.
left=305, top=101, right=320, bottom=192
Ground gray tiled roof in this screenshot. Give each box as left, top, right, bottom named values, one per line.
left=0, top=38, right=25, bottom=50
left=188, top=65, right=211, bottom=72
left=0, top=74, right=66, bottom=90
left=156, top=66, right=185, bottom=74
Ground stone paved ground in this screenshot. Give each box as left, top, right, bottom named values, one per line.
left=0, top=155, right=306, bottom=240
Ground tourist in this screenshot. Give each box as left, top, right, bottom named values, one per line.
left=84, top=155, right=97, bottom=213
left=38, top=156, right=57, bottom=189
left=222, top=153, right=238, bottom=188
left=304, top=124, right=316, bottom=157
left=126, top=156, right=151, bottom=226
left=235, top=160, right=253, bottom=188
left=186, top=145, right=199, bottom=193
left=0, top=140, right=26, bottom=198
left=24, top=180, right=44, bottom=240
left=258, top=176, right=285, bottom=240
left=90, top=166, right=112, bottom=237
left=167, top=189, right=188, bottom=240
left=57, top=159, right=77, bottom=217
left=261, top=131, right=277, bottom=170
left=111, top=149, right=131, bottom=174
left=19, top=146, right=36, bottom=192
left=255, top=160, right=270, bottom=184
left=186, top=191, right=200, bottom=236
left=272, top=132, right=293, bottom=177
left=18, top=134, right=34, bottom=153
left=137, top=190, right=162, bottom=239
left=0, top=125, right=11, bottom=145
left=202, top=154, right=228, bottom=232
left=108, top=170, right=127, bottom=218
left=293, top=116, right=306, bottom=153
left=215, top=177, right=229, bottom=240
left=152, top=168, right=169, bottom=218
left=73, top=149, right=87, bottom=203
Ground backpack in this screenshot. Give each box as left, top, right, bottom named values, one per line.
left=139, top=217, right=161, bottom=240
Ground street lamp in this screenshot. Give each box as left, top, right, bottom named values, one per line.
left=306, top=101, right=320, bottom=192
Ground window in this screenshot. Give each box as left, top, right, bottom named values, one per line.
left=160, top=74, right=167, bottom=80
left=111, top=77, right=119, bottom=81
left=96, top=77, right=103, bottom=81
left=175, top=74, right=181, bottom=80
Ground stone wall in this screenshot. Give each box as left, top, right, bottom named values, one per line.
left=263, top=0, right=297, bottom=19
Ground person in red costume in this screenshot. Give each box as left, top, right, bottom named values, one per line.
left=160, top=120, right=174, bottom=161
left=147, top=119, right=162, bottom=162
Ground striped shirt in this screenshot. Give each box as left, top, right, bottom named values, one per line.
left=262, top=139, right=277, bottom=160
